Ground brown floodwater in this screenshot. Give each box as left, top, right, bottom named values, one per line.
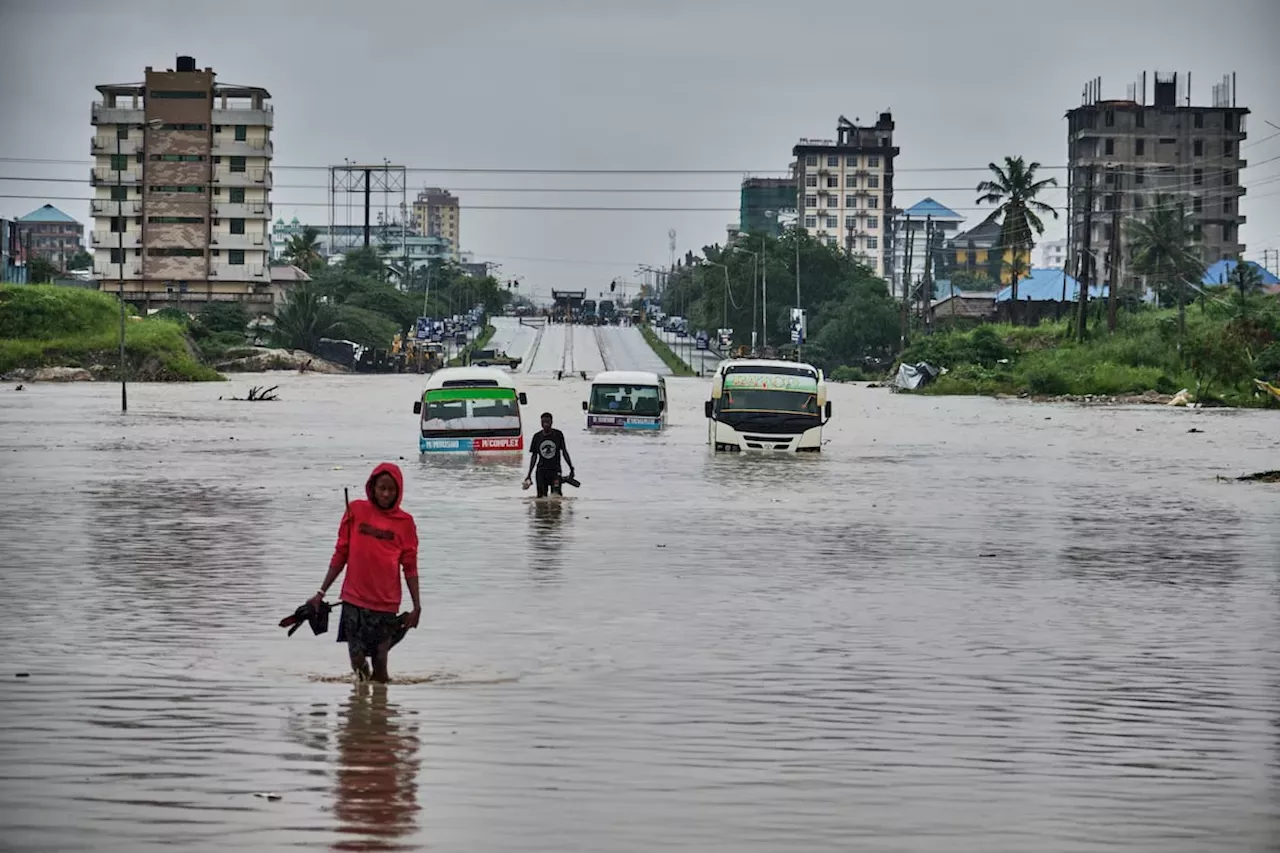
left=1, top=372, right=1278, bottom=852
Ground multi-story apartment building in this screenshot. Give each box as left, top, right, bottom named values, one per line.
left=411, top=188, right=460, bottom=259
left=739, top=177, right=796, bottom=237
left=90, top=55, right=273, bottom=309
left=1038, top=238, right=1068, bottom=270
left=791, top=114, right=898, bottom=280
left=1065, top=71, right=1247, bottom=288
left=15, top=205, right=84, bottom=268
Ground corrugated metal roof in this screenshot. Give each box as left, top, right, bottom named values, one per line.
left=18, top=204, right=79, bottom=224
left=900, top=197, right=963, bottom=221
left=1201, top=259, right=1280, bottom=287
left=995, top=268, right=1107, bottom=302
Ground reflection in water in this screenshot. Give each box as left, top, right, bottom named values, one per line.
left=527, top=498, right=572, bottom=578
left=333, top=685, right=421, bottom=852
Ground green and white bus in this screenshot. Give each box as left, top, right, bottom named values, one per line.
left=705, top=359, right=830, bottom=452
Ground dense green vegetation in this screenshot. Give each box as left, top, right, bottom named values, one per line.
left=0, top=285, right=220, bottom=380
left=904, top=293, right=1280, bottom=406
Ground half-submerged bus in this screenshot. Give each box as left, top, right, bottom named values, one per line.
left=583, top=370, right=666, bottom=430
left=705, top=358, right=830, bottom=452
left=413, top=367, right=529, bottom=453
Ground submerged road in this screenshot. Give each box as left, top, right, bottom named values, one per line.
left=486, top=317, right=541, bottom=367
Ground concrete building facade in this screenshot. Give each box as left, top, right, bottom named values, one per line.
left=15, top=205, right=84, bottom=268
left=411, top=188, right=459, bottom=259
left=739, top=177, right=796, bottom=237
left=90, top=55, right=274, bottom=308
left=791, top=114, right=898, bottom=280
left=1065, top=71, right=1248, bottom=288
left=1038, top=238, right=1067, bottom=270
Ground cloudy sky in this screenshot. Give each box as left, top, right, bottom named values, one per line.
left=1, top=0, right=1278, bottom=298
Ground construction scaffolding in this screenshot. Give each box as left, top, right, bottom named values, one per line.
left=327, top=161, right=408, bottom=260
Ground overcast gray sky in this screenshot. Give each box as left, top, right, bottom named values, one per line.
left=2, top=0, right=1278, bottom=298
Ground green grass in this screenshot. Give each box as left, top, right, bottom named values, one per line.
left=449, top=324, right=497, bottom=367
left=0, top=284, right=222, bottom=381
left=638, top=323, right=696, bottom=377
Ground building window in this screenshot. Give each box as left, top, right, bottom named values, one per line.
left=1193, top=139, right=1203, bottom=156
left=149, top=154, right=205, bottom=162
left=1135, top=111, right=1145, bottom=128
left=230, top=219, right=246, bottom=234
left=867, top=216, right=879, bottom=230
left=161, top=123, right=207, bottom=131
left=1223, top=140, right=1233, bottom=156
left=1193, top=196, right=1202, bottom=213
left=109, top=248, right=126, bottom=263
left=846, top=156, right=859, bottom=169
left=230, top=156, right=247, bottom=173
left=1135, top=138, right=1145, bottom=156
left=805, top=195, right=817, bottom=208
left=110, top=186, right=129, bottom=200
left=149, top=90, right=207, bottom=99
left=148, top=216, right=204, bottom=224
left=805, top=174, right=817, bottom=187
left=1223, top=197, right=1232, bottom=213
left=1224, top=170, right=1235, bottom=186
left=845, top=195, right=856, bottom=207
left=826, top=236, right=837, bottom=247
left=1193, top=168, right=1203, bottom=185
left=229, top=187, right=245, bottom=203
left=1105, top=110, right=1115, bottom=127
left=867, top=237, right=878, bottom=250
left=867, top=197, right=879, bottom=209
left=1194, top=112, right=1204, bottom=129
left=867, top=175, right=880, bottom=188
left=1104, top=138, right=1114, bottom=155
left=147, top=247, right=204, bottom=257
left=868, top=156, right=879, bottom=168
left=845, top=215, right=856, bottom=228
left=109, top=217, right=125, bottom=233
left=229, top=250, right=246, bottom=265
left=824, top=196, right=837, bottom=209
left=826, top=216, right=838, bottom=229
left=805, top=154, right=817, bottom=167
left=1134, top=194, right=1145, bottom=210
left=827, top=175, right=839, bottom=188
left=149, top=185, right=205, bottom=194
left=235, top=125, right=247, bottom=142
left=804, top=216, right=817, bottom=228
left=109, top=154, right=129, bottom=171
left=116, top=126, right=129, bottom=140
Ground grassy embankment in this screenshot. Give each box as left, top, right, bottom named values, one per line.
left=900, top=300, right=1280, bottom=407
left=449, top=324, right=497, bottom=367
left=0, top=284, right=222, bottom=381
left=638, top=323, right=696, bottom=377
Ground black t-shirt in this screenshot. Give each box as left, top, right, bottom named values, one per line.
left=531, top=428, right=567, bottom=471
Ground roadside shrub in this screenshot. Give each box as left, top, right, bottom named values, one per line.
left=1255, top=342, right=1280, bottom=381
left=830, top=365, right=870, bottom=382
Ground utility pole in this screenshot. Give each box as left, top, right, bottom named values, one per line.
left=900, top=216, right=914, bottom=353
left=794, top=226, right=802, bottom=361
left=1177, top=199, right=1187, bottom=357
left=116, top=129, right=127, bottom=412
left=751, top=252, right=758, bottom=352
left=1076, top=165, right=1095, bottom=342
left=761, top=233, right=768, bottom=351
left=921, top=216, right=934, bottom=332
left=1106, top=166, right=1122, bottom=332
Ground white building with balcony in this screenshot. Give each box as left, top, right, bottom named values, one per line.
left=90, top=55, right=275, bottom=309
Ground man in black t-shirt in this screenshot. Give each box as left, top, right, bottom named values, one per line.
left=524, top=412, right=574, bottom=498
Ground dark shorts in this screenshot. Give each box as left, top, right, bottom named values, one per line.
left=337, top=602, right=401, bottom=657
left=535, top=468, right=562, bottom=498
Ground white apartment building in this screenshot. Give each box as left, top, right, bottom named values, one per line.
left=791, top=113, right=899, bottom=280
left=1038, top=238, right=1068, bottom=270
left=91, top=55, right=274, bottom=309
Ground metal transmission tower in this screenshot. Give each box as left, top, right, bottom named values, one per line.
left=327, top=160, right=408, bottom=261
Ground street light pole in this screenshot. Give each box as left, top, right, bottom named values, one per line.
left=116, top=130, right=127, bottom=413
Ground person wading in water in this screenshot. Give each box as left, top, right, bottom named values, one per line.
left=523, top=412, right=575, bottom=498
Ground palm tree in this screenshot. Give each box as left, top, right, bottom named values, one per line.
left=1126, top=196, right=1204, bottom=344
left=283, top=227, right=323, bottom=273
left=975, top=157, right=1059, bottom=324
left=271, top=285, right=341, bottom=353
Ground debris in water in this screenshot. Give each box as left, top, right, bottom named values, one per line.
left=1237, top=470, right=1280, bottom=483
left=231, top=385, right=279, bottom=402
left=1188, top=428, right=1204, bottom=434
left=15, top=673, right=29, bottom=678
left=253, top=792, right=282, bottom=802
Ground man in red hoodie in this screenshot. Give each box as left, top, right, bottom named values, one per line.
left=310, top=463, right=420, bottom=683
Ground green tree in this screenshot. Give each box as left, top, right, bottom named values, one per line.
left=335, top=304, right=399, bottom=348
left=271, top=285, right=342, bottom=352
left=28, top=258, right=58, bottom=283
left=197, top=301, right=249, bottom=335
left=346, top=288, right=420, bottom=331
left=282, top=227, right=324, bottom=272
left=975, top=156, right=1059, bottom=324
left=1126, top=196, right=1204, bottom=346
left=66, top=250, right=94, bottom=271
left=342, top=246, right=388, bottom=281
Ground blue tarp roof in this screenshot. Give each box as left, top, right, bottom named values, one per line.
left=18, top=204, right=78, bottom=223
left=1202, top=259, right=1280, bottom=287
left=900, top=197, right=963, bottom=221
left=995, top=267, right=1108, bottom=302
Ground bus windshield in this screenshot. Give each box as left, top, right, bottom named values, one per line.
left=589, top=384, right=662, bottom=416
left=423, top=387, right=520, bottom=432
left=718, top=372, right=818, bottom=416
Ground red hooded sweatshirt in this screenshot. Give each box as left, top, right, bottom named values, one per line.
left=329, top=463, right=419, bottom=613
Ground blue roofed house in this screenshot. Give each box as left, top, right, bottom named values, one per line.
left=1201, top=259, right=1280, bottom=296
left=896, top=198, right=963, bottom=292
left=992, top=267, right=1108, bottom=325
left=15, top=204, right=84, bottom=269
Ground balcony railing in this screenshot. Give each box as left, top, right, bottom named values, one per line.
left=90, top=199, right=143, bottom=216
left=91, top=231, right=142, bottom=248
left=210, top=264, right=267, bottom=280
left=212, top=139, right=274, bottom=158
left=90, top=167, right=141, bottom=185
left=92, top=136, right=141, bottom=155
left=210, top=232, right=268, bottom=250
left=212, top=106, right=274, bottom=128
left=211, top=168, right=272, bottom=188
left=211, top=202, right=271, bottom=219
left=93, top=264, right=143, bottom=278
left=91, top=102, right=145, bottom=125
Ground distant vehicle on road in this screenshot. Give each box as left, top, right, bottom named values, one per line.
left=469, top=348, right=522, bottom=369
left=583, top=370, right=666, bottom=430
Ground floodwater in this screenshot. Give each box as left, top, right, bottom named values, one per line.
left=1, top=371, right=1279, bottom=852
